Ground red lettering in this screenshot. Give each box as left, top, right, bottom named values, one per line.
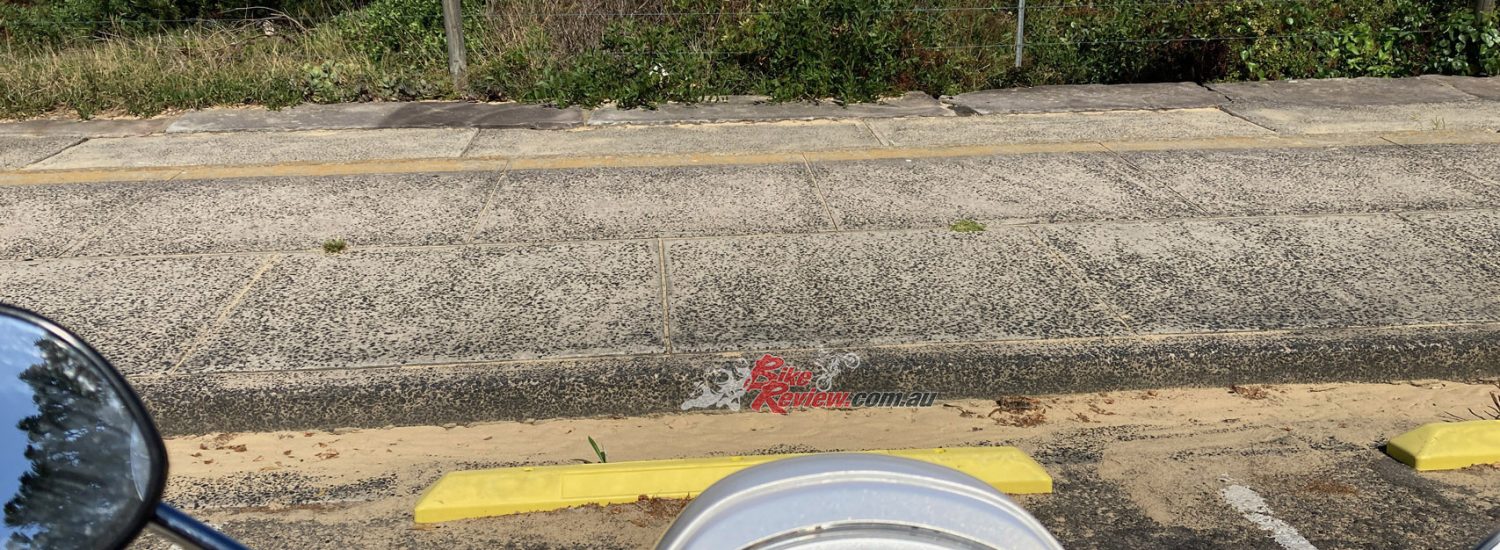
left=830, top=392, right=851, bottom=408
left=746, top=355, right=791, bottom=413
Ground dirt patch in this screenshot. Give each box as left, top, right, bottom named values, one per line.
left=1229, top=384, right=1271, bottom=400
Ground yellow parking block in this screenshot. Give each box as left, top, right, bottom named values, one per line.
left=414, top=446, right=1051, bottom=523
left=1387, top=420, right=1500, bottom=471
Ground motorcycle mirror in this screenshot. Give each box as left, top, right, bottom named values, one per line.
left=0, top=305, right=167, bottom=550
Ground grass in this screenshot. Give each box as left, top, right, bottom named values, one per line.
left=2, top=0, right=1496, bottom=119
left=587, top=436, right=607, bottom=463
left=321, top=237, right=347, bottom=253
left=949, top=219, right=986, bottom=232
left=0, top=20, right=462, bottom=119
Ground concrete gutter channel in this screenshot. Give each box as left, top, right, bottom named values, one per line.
left=133, top=324, right=1500, bottom=435
left=4, top=76, right=1500, bottom=436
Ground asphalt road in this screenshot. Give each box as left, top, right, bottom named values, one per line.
left=131, top=382, right=1500, bottom=549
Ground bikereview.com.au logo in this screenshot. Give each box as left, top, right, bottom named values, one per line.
left=680, top=352, right=937, bottom=414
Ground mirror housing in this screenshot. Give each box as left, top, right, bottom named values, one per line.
left=0, top=304, right=168, bottom=550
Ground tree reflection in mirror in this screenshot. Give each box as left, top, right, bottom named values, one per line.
left=0, top=311, right=162, bottom=549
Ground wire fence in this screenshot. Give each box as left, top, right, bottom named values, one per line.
left=0, top=0, right=1458, bottom=93
left=0, top=0, right=1349, bottom=26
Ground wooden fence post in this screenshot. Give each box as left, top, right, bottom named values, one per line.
left=441, top=0, right=468, bottom=92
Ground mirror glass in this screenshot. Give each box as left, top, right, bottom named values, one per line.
left=0, top=312, right=159, bottom=549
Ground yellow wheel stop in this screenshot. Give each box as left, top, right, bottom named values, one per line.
left=1387, top=419, right=1500, bottom=471
left=414, top=446, right=1051, bottom=523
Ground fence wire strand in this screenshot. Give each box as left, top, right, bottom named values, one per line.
left=0, top=0, right=1354, bottom=26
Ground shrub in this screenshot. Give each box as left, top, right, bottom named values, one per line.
left=334, top=0, right=447, bottom=63
left=6, top=0, right=1500, bottom=118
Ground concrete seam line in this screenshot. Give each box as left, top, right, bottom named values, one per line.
left=1380, top=133, right=1500, bottom=194
left=1098, top=141, right=1212, bottom=217
left=800, top=153, right=844, bottom=232
left=1025, top=225, right=1139, bottom=335
left=1211, top=105, right=1281, bottom=134
left=858, top=118, right=894, bottom=147
left=57, top=183, right=171, bottom=256
left=464, top=163, right=511, bottom=243
left=22, top=136, right=86, bottom=170
left=656, top=237, right=674, bottom=355
left=50, top=167, right=183, bottom=254
left=168, top=253, right=284, bottom=374
left=456, top=127, right=484, bottom=158
left=1394, top=210, right=1500, bottom=273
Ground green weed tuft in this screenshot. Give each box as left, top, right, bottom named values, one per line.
left=322, top=238, right=348, bottom=254
left=950, top=219, right=986, bottom=232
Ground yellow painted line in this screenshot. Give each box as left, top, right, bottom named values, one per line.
left=0, top=167, right=181, bottom=185
left=802, top=141, right=1108, bottom=162
left=5, top=129, right=1499, bottom=186
left=1387, top=420, right=1500, bottom=471
left=1099, top=132, right=1394, bottom=152
left=413, top=446, right=1051, bottom=523
left=509, top=151, right=805, bottom=170
left=175, top=158, right=510, bottom=180
left=0, top=158, right=510, bottom=187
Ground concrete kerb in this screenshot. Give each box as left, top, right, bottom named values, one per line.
left=135, top=322, right=1500, bottom=435
left=5, top=76, right=1499, bottom=138
left=6, top=129, right=1500, bottom=187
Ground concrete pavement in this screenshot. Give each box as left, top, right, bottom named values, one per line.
left=3, top=138, right=1500, bottom=433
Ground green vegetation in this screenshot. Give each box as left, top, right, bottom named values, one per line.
left=3, top=0, right=1499, bottom=118
left=322, top=237, right=348, bottom=253
left=949, top=218, right=987, bottom=232
left=587, top=436, right=607, bottom=463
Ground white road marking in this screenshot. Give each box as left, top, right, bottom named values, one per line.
left=1220, top=482, right=1320, bottom=550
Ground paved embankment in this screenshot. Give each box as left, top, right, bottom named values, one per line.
left=3, top=77, right=1500, bottom=434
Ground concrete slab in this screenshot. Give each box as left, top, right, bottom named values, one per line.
left=1419, top=74, right=1500, bottom=101
left=1035, top=215, right=1500, bottom=333
left=0, top=118, right=169, bottom=138
left=182, top=242, right=664, bottom=372
left=1210, top=77, right=1475, bottom=106
left=71, top=172, right=496, bottom=256
left=28, top=128, right=479, bottom=170
left=946, top=82, right=1224, bottom=115
left=0, top=136, right=79, bottom=169
left=587, top=92, right=951, bottom=125
left=475, top=164, right=829, bottom=242
left=1118, top=146, right=1500, bottom=216
left=0, top=182, right=158, bottom=260
left=1406, top=143, right=1500, bottom=184
left=0, top=255, right=263, bottom=374
left=664, top=229, right=1128, bottom=353
left=1402, top=208, right=1500, bottom=274
left=865, top=108, right=1272, bottom=147
left=809, top=152, right=1198, bottom=229
left=1222, top=102, right=1500, bottom=133
left=464, top=120, right=882, bottom=158
left=166, top=102, right=583, bottom=133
